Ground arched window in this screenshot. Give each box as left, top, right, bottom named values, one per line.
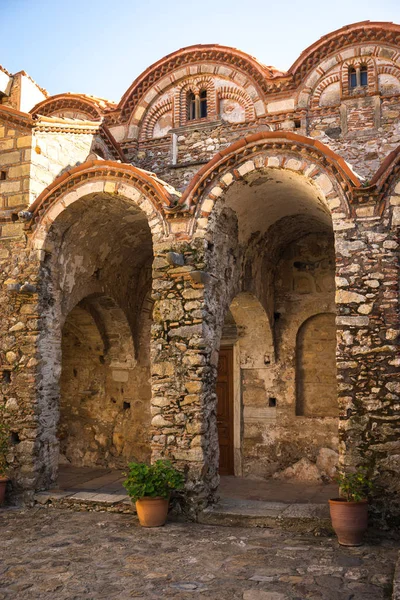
left=348, top=66, right=357, bottom=89
left=200, top=89, right=207, bottom=118
left=360, top=65, right=368, bottom=87
left=187, top=89, right=208, bottom=121
left=187, top=92, right=196, bottom=121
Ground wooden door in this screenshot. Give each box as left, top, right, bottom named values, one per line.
left=217, top=347, right=234, bottom=475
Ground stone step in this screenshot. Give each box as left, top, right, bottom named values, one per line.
left=35, top=491, right=333, bottom=534
left=34, top=490, right=134, bottom=513
left=198, top=498, right=333, bottom=534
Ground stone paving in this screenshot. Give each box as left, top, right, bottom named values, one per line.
left=0, top=507, right=398, bottom=600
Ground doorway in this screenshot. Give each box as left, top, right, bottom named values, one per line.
left=217, top=347, right=234, bottom=475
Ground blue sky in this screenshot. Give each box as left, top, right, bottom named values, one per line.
left=1, top=0, right=399, bottom=103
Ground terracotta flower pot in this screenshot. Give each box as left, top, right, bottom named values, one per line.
left=329, top=498, right=368, bottom=546
left=135, top=497, right=169, bottom=527
left=0, top=477, right=8, bottom=506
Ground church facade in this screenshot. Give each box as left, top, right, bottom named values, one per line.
left=0, top=21, right=399, bottom=523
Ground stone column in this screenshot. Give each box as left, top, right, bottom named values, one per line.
left=0, top=222, right=44, bottom=502
left=335, top=211, right=400, bottom=524
left=150, top=239, right=220, bottom=515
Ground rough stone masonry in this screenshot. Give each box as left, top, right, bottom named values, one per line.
left=0, top=21, right=399, bottom=525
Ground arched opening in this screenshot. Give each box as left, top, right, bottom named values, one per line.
left=34, top=181, right=157, bottom=489
left=199, top=89, right=208, bottom=119
left=206, top=160, right=340, bottom=487
left=218, top=293, right=275, bottom=477
left=59, top=293, right=152, bottom=469
left=360, top=65, right=368, bottom=87
left=349, top=66, right=357, bottom=89
left=187, top=91, right=196, bottom=121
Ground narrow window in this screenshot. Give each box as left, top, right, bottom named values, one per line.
left=199, top=89, right=207, bottom=119
left=348, top=67, right=357, bottom=89
left=188, top=92, right=196, bottom=121
left=360, top=65, right=368, bottom=87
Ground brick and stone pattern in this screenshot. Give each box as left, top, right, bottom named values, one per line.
left=0, top=21, right=399, bottom=526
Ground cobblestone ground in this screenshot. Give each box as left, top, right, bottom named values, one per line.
left=0, top=507, right=398, bottom=600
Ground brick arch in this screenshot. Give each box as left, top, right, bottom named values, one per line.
left=377, top=64, right=400, bottom=79
left=30, top=94, right=109, bottom=120
left=311, top=74, right=341, bottom=108
left=177, top=76, right=216, bottom=125
left=115, top=44, right=276, bottom=125
left=341, top=56, right=377, bottom=96
left=217, top=86, right=255, bottom=121
left=377, top=64, right=400, bottom=95
left=289, top=21, right=400, bottom=87
left=140, top=97, right=173, bottom=140
left=28, top=160, right=179, bottom=244
left=180, top=132, right=360, bottom=231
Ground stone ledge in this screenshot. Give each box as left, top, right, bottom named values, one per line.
left=199, top=498, right=333, bottom=533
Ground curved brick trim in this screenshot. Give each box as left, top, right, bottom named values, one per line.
left=28, top=160, right=180, bottom=229
left=116, top=45, right=277, bottom=123
left=369, top=144, right=400, bottom=208
left=30, top=94, right=108, bottom=120
left=341, top=56, right=377, bottom=96
left=217, top=86, right=255, bottom=120
left=377, top=63, right=400, bottom=95
left=140, top=97, right=173, bottom=140
left=181, top=131, right=360, bottom=212
left=311, top=74, right=341, bottom=108
left=289, top=21, right=400, bottom=86
left=178, top=77, right=216, bottom=126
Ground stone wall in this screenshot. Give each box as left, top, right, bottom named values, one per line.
left=0, top=221, right=42, bottom=501
left=59, top=297, right=152, bottom=468
left=30, top=130, right=96, bottom=203
left=335, top=189, right=400, bottom=525
left=0, top=120, right=32, bottom=212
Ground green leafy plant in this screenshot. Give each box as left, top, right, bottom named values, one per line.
left=0, top=403, right=10, bottom=477
left=123, top=460, right=184, bottom=502
left=336, top=466, right=373, bottom=502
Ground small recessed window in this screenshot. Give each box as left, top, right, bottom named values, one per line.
left=349, top=67, right=357, bottom=89
left=187, top=89, right=208, bottom=121
left=0, top=171, right=6, bottom=181
left=200, top=89, right=207, bottom=119
left=188, top=92, right=196, bottom=121
left=360, top=65, right=368, bottom=87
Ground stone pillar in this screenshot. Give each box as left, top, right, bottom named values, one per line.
left=335, top=211, right=400, bottom=525
left=0, top=222, right=43, bottom=502
left=150, top=239, right=220, bottom=516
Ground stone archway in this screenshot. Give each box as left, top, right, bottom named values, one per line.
left=27, top=162, right=173, bottom=492
left=183, top=133, right=355, bottom=499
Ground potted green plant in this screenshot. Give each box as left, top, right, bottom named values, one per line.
left=329, top=466, right=373, bottom=546
left=0, top=402, right=10, bottom=505
left=123, top=460, right=184, bottom=527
